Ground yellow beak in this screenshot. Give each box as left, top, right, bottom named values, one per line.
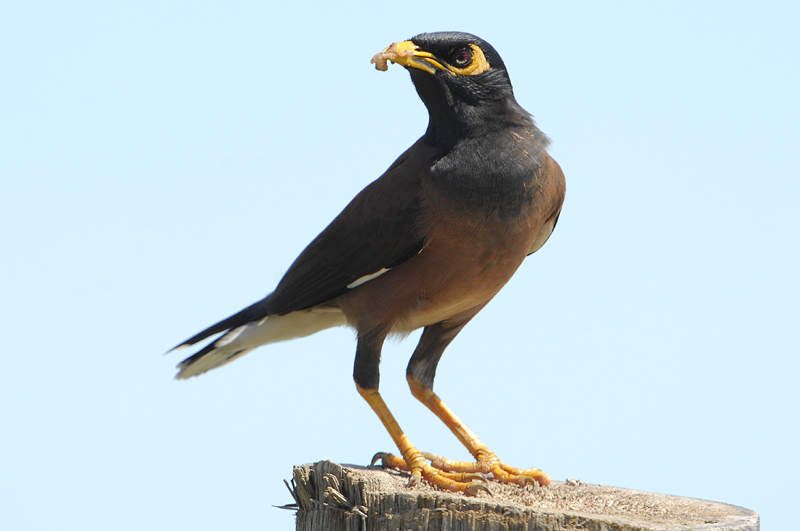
left=371, top=40, right=449, bottom=75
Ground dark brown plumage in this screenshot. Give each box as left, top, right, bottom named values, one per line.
left=170, top=31, right=565, bottom=494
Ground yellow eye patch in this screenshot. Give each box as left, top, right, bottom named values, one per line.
left=446, top=44, right=491, bottom=76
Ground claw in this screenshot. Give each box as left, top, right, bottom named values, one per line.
left=370, top=452, right=393, bottom=467
left=536, top=472, right=552, bottom=486
left=520, top=468, right=551, bottom=487
left=465, top=481, right=493, bottom=497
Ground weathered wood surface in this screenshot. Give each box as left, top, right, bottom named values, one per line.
left=286, top=461, right=759, bottom=531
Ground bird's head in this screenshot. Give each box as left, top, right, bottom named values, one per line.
left=372, top=32, right=529, bottom=145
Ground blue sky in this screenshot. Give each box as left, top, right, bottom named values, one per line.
left=2, top=1, right=798, bottom=529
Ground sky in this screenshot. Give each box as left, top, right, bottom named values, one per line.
left=2, top=1, right=798, bottom=529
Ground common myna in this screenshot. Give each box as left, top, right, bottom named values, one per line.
left=171, top=31, right=565, bottom=495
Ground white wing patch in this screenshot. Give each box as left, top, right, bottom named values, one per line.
left=347, top=268, right=390, bottom=289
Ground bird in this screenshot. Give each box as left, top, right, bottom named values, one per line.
left=170, top=31, right=565, bottom=495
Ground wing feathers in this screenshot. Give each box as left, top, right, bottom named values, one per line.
left=171, top=141, right=435, bottom=377
left=265, top=142, right=429, bottom=315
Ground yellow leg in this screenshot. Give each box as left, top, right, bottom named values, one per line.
left=357, top=384, right=490, bottom=495
left=404, top=377, right=551, bottom=487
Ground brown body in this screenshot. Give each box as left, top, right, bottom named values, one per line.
left=335, top=143, right=564, bottom=336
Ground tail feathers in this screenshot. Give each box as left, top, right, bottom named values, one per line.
left=175, top=330, right=255, bottom=379
left=169, top=297, right=271, bottom=352
left=174, top=307, right=347, bottom=379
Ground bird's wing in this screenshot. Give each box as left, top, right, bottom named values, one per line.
left=265, top=145, right=426, bottom=316
left=169, top=143, right=427, bottom=354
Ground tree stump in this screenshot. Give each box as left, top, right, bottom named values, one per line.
left=286, top=461, right=759, bottom=531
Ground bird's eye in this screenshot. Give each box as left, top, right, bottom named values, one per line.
left=452, top=48, right=473, bottom=67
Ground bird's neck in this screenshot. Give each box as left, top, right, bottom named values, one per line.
left=422, top=98, right=537, bottom=151
left=411, top=70, right=530, bottom=148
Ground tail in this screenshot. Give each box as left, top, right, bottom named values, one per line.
left=169, top=296, right=347, bottom=379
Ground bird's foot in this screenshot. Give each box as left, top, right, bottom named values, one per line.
left=371, top=452, right=491, bottom=496
left=372, top=450, right=550, bottom=494
left=423, top=451, right=551, bottom=487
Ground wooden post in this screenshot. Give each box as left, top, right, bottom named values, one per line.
left=285, top=461, right=759, bottom=531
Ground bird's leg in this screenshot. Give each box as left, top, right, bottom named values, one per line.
left=407, top=379, right=551, bottom=487
left=354, top=326, right=489, bottom=495
left=373, top=319, right=551, bottom=491
left=357, top=385, right=425, bottom=483
left=358, top=385, right=490, bottom=495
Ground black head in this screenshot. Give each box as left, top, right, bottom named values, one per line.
left=372, top=32, right=530, bottom=145
left=410, top=32, right=511, bottom=101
